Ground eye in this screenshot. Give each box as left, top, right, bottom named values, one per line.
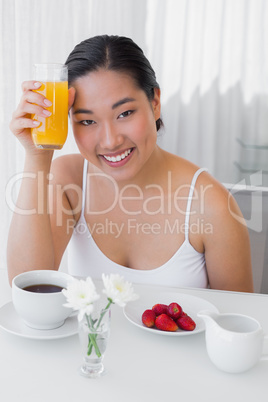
left=118, top=110, right=134, bottom=119
left=80, top=120, right=96, bottom=126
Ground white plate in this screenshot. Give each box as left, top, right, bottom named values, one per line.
left=0, top=302, right=78, bottom=340
left=124, top=291, right=218, bottom=336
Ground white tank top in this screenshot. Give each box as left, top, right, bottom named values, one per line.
left=67, top=161, right=209, bottom=288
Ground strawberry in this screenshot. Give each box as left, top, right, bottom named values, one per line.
left=152, top=303, right=168, bottom=316
left=155, top=314, right=178, bottom=332
left=142, top=309, right=156, bottom=328
left=180, top=312, right=188, bottom=317
left=177, top=315, right=196, bottom=331
left=167, top=302, right=183, bottom=320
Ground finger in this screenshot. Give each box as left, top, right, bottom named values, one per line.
left=13, top=101, right=50, bottom=122
left=21, top=89, right=52, bottom=108
left=10, top=115, right=40, bottom=135
left=21, top=80, right=43, bottom=92
left=16, top=101, right=52, bottom=119
left=21, top=81, right=53, bottom=109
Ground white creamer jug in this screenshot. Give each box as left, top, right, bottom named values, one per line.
left=198, top=310, right=268, bottom=373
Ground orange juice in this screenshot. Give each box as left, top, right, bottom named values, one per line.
left=31, top=81, right=68, bottom=150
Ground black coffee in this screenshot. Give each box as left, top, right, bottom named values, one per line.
left=23, top=284, right=64, bottom=293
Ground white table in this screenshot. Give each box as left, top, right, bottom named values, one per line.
left=0, top=269, right=267, bottom=402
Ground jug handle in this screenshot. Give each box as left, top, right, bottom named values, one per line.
left=260, top=335, right=268, bottom=361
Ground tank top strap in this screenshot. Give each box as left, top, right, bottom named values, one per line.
left=184, top=167, right=208, bottom=240
left=81, top=159, right=88, bottom=216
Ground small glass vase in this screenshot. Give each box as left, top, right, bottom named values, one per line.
left=78, top=298, right=111, bottom=378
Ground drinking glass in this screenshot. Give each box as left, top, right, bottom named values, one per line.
left=78, top=298, right=111, bottom=378
left=31, top=63, right=68, bottom=150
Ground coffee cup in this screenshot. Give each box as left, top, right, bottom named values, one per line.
left=12, top=270, right=75, bottom=330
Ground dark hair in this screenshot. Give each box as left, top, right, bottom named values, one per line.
left=65, top=35, right=163, bottom=131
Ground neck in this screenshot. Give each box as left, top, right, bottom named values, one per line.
left=117, top=145, right=167, bottom=190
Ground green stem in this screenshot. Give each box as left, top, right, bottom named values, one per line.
left=96, top=299, right=113, bottom=330
left=87, top=335, right=93, bottom=355
left=88, top=333, right=101, bottom=357
left=85, top=314, right=101, bottom=357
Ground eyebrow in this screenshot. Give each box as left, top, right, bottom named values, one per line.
left=112, top=97, right=136, bottom=110
left=73, top=97, right=136, bottom=115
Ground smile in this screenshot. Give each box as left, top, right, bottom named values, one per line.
left=102, top=148, right=133, bottom=163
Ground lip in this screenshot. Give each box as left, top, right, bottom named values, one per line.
left=99, top=147, right=135, bottom=167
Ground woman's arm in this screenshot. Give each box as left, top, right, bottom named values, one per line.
left=7, top=82, right=76, bottom=284
left=7, top=153, right=78, bottom=284
left=7, top=153, right=56, bottom=281
left=201, top=178, right=254, bottom=292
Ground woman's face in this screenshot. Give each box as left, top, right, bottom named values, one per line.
left=70, top=69, right=161, bottom=183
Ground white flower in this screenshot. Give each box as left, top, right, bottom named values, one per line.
left=62, top=277, right=100, bottom=321
left=102, top=273, right=139, bottom=307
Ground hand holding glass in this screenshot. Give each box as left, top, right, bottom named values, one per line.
left=31, top=64, right=68, bottom=150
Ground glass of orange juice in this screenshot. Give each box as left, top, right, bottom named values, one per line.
left=31, top=63, right=68, bottom=150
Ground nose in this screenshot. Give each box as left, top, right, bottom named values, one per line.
left=99, top=122, right=124, bottom=150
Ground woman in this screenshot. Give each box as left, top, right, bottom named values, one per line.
left=8, top=35, right=253, bottom=291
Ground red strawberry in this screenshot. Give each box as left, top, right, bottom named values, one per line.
left=152, top=303, right=168, bottom=316
left=177, top=315, right=196, bottom=331
left=167, top=302, right=183, bottom=320
left=155, top=314, right=178, bottom=332
left=142, top=309, right=156, bottom=328
left=180, top=312, right=188, bottom=317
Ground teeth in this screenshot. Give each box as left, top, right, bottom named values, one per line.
left=103, top=148, right=132, bottom=162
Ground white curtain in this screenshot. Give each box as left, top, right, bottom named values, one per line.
left=146, top=0, right=268, bottom=185
left=1, top=0, right=268, bottom=271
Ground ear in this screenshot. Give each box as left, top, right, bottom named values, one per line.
left=152, top=87, right=161, bottom=120
left=68, top=87, right=76, bottom=112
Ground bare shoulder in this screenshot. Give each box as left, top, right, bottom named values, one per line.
left=194, top=169, right=240, bottom=220
left=191, top=162, right=248, bottom=247
left=49, top=154, right=85, bottom=218
left=50, top=153, right=84, bottom=187
left=164, top=150, right=204, bottom=184
left=165, top=150, right=241, bottom=223
left=165, top=152, right=223, bottom=193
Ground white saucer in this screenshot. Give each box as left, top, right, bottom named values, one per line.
left=124, top=290, right=219, bottom=336
left=0, top=302, right=78, bottom=340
